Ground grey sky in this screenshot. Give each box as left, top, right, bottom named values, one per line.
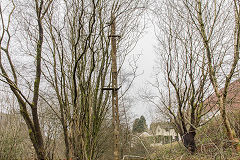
left=130, top=24, right=156, bottom=125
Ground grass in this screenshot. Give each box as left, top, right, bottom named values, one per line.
left=149, top=141, right=240, bottom=160
left=147, top=112, right=240, bottom=160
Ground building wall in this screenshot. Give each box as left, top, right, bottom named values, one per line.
left=155, top=126, right=177, bottom=137
left=150, top=126, right=180, bottom=145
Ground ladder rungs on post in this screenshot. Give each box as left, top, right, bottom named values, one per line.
left=108, top=35, right=121, bottom=38
left=102, top=86, right=121, bottom=91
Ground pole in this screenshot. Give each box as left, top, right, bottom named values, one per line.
left=111, top=13, right=120, bottom=160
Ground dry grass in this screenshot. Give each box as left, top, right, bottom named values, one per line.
left=150, top=141, right=240, bottom=160
left=149, top=114, right=240, bottom=160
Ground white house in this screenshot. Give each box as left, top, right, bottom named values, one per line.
left=136, top=122, right=180, bottom=147
left=149, top=122, right=180, bottom=146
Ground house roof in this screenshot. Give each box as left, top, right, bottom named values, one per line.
left=150, top=121, right=173, bottom=133
left=204, top=79, right=240, bottom=112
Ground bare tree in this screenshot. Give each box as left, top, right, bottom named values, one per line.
left=145, top=0, right=240, bottom=153
left=42, top=0, right=147, bottom=159
left=0, top=0, right=53, bottom=159
left=141, top=0, right=213, bottom=153
left=177, top=0, right=240, bottom=150
left=0, top=0, right=147, bottom=159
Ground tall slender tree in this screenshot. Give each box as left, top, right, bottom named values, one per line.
left=0, top=0, right=53, bottom=159
left=142, top=0, right=212, bottom=153
left=181, top=0, right=240, bottom=150
left=43, top=0, right=147, bottom=159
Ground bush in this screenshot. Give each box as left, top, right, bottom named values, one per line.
left=192, top=114, right=240, bottom=159
left=0, top=114, right=31, bottom=159
left=0, top=124, right=27, bottom=159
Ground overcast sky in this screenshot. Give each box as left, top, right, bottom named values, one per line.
left=129, top=23, right=157, bottom=125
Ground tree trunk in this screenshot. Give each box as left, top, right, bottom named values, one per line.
left=182, top=129, right=196, bottom=153
left=35, top=147, right=46, bottom=160
left=61, top=117, right=70, bottom=160
left=219, top=97, right=240, bottom=151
